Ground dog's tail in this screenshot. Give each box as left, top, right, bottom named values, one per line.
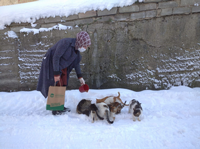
left=105, top=110, right=113, bottom=124
left=117, top=92, right=129, bottom=106
left=121, top=101, right=129, bottom=108
left=117, top=92, right=120, bottom=98
left=122, top=101, right=129, bottom=108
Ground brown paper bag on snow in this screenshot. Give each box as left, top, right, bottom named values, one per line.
left=46, top=86, right=65, bottom=111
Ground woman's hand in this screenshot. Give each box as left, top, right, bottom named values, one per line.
left=79, top=77, right=85, bottom=86
left=54, top=75, right=60, bottom=82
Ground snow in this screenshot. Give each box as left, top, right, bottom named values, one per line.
left=108, top=74, right=122, bottom=81
left=0, top=86, right=200, bottom=149
left=20, top=24, right=73, bottom=34
left=0, top=0, right=144, bottom=30
left=4, top=31, right=18, bottom=38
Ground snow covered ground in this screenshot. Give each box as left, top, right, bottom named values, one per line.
left=0, top=86, right=200, bottom=149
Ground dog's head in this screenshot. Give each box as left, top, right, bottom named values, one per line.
left=108, top=102, right=124, bottom=114
left=136, top=101, right=142, bottom=109
left=133, top=109, right=141, bottom=117
left=90, top=104, right=98, bottom=112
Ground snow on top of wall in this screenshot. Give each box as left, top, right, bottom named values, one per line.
left=0, top=0, right=143, bottom=30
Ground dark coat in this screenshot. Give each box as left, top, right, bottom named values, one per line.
left=37, top=38, right=82, bottom=98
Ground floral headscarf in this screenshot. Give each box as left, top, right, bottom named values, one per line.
left=75, top=31, right=91, bottom=50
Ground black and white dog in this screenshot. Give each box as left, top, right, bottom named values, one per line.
left=128, top=99, right=143, bottom=121
left=96, top=102, right=114, bottom=124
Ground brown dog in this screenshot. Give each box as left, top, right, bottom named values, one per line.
left=96, top=92, right=129, bottom=106
left=108, top=101, right=127, bottom=121
left=109, top=101, right=127, bottom=114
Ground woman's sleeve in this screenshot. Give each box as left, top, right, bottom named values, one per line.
left=53, top=40, right=70, bottom=75
left=74, top=63, right=83, bottom=78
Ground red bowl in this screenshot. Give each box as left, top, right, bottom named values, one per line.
left=79, top=84, right=89, bottom=93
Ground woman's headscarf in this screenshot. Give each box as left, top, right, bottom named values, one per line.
left=75, top=31, right=91, bottom=50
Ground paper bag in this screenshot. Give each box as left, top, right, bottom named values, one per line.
left=46, top=86, right=66, bottom=110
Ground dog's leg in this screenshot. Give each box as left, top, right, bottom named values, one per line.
left=96, top=113, right=98, bottom=121
left=94, top=113, right=97, bottom=121
left=90, top=111, right=95, bottom=123
left=92, top=112, right=94, bottom=123
left=133, top=116, right=136, bottom=121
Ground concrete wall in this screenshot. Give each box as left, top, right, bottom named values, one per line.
left=0, top=0, right=200, bottom=92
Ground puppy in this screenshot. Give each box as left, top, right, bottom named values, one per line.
left=128, top=99, right=143, bottom=121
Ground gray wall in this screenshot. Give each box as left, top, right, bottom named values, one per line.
left=0, top=0, right=200, bottom=92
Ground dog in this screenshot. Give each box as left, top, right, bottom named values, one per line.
left=128, top=99, right=143, bottom=121
left=108, top=101, right=127, bottom=121
left=76, top=99, right=104, bottom=123
left=96, top=102, right=114, bottom=124
left=96, top=92, right=129, bottom=106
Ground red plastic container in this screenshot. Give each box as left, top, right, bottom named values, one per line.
left=79, top=84, right=89, bottom=93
